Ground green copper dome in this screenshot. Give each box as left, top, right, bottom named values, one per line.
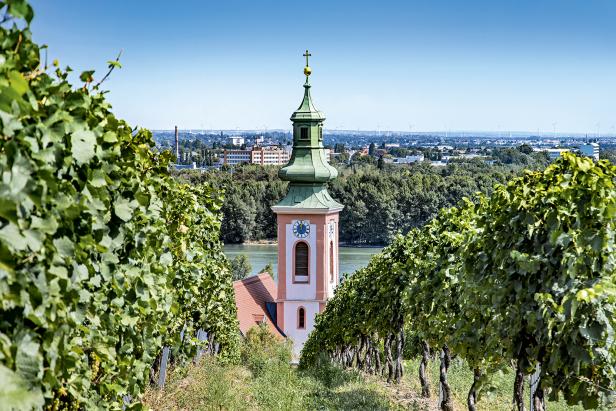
left=290, top=81, right=326, bottom=122
left=278, top=77, right=337, bottom=183
left=273, top=51, right=343, bottom=212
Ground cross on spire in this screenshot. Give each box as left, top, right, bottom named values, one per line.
left=303, top=49, right=311, bottom=67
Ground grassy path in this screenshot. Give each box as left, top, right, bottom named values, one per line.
left=143, top=325, right=610, bottom=410
left=144, top=357, right=612, bottom=410
left=143, top=357, right=403, bottom=410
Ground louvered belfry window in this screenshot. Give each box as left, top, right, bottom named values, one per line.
left=295, top=242, right=309, bottom=280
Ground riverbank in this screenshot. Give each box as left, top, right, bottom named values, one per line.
left=223, top=243, right=383, bottom=277
left=225, top=240, right=388, bottom=248
left=230, top=239, right=277, bottom=245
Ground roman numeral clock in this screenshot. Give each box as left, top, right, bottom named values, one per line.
left=293, top=220, right=310, bottom=238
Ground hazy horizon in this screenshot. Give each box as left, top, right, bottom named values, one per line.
left=153, top=128, right=613, bottom=137
left=31, top=0, right=616, bottom=133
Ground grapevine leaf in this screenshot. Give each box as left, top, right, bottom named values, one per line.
left=0, top=364, right=44, bottom=411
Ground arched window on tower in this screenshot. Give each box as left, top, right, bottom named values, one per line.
left=294, top=242, right=309, bottom=282
left=298, top=307, right=306, bottom=329
left=330, top=241, right=335, bottom=283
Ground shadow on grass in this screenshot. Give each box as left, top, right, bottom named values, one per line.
left=307, top=386, right=394, bottom=411
left=299, top=355, right=361, bottom=389
left=299, top=355, right=407, bottom=410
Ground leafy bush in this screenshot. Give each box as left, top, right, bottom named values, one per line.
left=0, top=1, right=239, bottom=408
left=241, top=323, right=292, bottom=377
left=230, top=254, right=251, bottom=281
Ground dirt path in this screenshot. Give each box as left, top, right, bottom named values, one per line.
left=361, top=372, right=439, bottom=410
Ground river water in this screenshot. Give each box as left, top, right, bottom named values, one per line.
left=224, top=243, right=382, bottom=279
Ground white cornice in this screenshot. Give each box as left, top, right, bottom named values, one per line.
left=271, top=206, right=344, bottom=215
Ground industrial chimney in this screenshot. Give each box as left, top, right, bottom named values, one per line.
left=174, top=125, right=179, bottom=163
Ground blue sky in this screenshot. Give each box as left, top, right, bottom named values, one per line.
left=30, top=0, right=615, bottom=133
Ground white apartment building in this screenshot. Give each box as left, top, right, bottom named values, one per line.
left=251, top=146, right=290, bottom=165
left=228, top=136, right=245, bottom=146
left=389, top=154, right=425, bottom=164
left=223, top=146, right=290, bottom=166
left=223, top=150, right=251, bottom=165
left=580, top=143, right=599, bottom=161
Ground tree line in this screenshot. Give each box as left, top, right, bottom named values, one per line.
left=177, top=149, right=549, bottom=245
left=300, top=153, right=616, bottom=411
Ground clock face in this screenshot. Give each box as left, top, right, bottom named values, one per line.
left=293, top=220, right=310, bottom=238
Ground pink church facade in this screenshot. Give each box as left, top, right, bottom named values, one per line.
left=274, top=211, right=340, bottom=357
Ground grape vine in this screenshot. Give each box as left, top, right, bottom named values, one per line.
left=0, top=1, right=239, bottom=409
left=301, top=153, right=616, bottom=411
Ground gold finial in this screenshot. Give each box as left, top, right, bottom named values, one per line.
left=303, top=49, right=312, bottom=77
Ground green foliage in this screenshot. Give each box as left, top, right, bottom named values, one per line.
left=600, top=149, right=616, bottom=165
left=179, top=157, right=538, bottom=245
left=174, top=147, right=548, bottom=246
left=261, top=262, right=274, bottom=277
left=241, top=323, right=292, bottom=377
left=491, top=146, right=548, bottom=165
left=403, top=199, right=480, bottom=361
left=163, top=182, right=240, bottom=364
left=143, top=357, right=253, bottom=410
left=0, top=2, right=238, bottom=408
left=230, top=254, right=252, bottom=281
left=518, top=143, right=534, bottom=155
left=460, top=153, right=616, bottom=408
left=301, top=237, right=410, bottom=382
left=0, top=364, right=44, bottom=410
left=301, top=153, right=616, bottom=409
left=179, top=164, right=286, bottom=242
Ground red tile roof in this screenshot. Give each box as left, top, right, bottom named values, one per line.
left=233, top=273, right=284, bottom=338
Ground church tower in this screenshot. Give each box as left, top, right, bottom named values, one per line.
left=273, top=51, right=343, bottom=358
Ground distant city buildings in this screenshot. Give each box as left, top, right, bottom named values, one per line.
left=538, top=143, right=599, bottom=162
left=223, top=146, right=290, bottom=166
left=228, top=136, right=245, bottom=146
left=251, top=146, right=291, bottom=165
left=175, top=162, right=201, bottom=170
left=155, top=129, right=611, bottom=170
left=387, top=154, right=425, bottom=164
left=580, top=143, right=600, bottom=161
left=540, top=148, right=570, bottom=161
left=223, top=150, right=251, bottom=165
